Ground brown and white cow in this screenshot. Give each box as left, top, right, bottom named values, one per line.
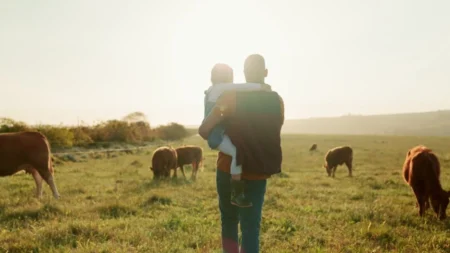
left=323, top=146, right=353, bottom=177
left=402, top=145, right=450, bottom=220
left=175, top=145, right=203, bottom=180
left=150, top=146, right=177, bottom=179
left=0, top=131, right=60, bottom=199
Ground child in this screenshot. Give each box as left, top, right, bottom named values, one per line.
left=203, top=63, right=266, bottom=207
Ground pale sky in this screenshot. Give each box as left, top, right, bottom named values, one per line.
left=1, top=0, right=449, bottom=126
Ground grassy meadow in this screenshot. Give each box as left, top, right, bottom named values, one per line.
left=1, top=134, right=450, bottom=253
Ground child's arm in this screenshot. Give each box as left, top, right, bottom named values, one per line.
left=199, top=107, right=224, bottom=140
left=199, top=90, right=235, bottom=140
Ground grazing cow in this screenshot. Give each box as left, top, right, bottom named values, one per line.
left=402, top=145, right=438, bottom=211
left=309, top=144, right=317, bottom=151
left=323, top=146, right=353, bottom=177
left=150, top=146, right=177, bottom=179
left=402, top=145, right=450, bottom=220
left=175, top=145, right=204, bottom=180
left=0, top=131, right=60, bottom=199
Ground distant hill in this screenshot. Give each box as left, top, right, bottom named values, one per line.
left=282, top=110, right=450, bottom=136
left=187, top=110, right=450, bottom=136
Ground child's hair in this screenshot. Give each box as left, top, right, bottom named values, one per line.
left=211, top=63, right=233, bottom=85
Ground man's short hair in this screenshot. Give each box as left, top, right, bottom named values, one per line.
left=244, top=54, right=266, bottom=74
left=211, top=63, right=233, bottom=84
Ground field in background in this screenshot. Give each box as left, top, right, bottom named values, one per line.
left=1, top=134, right=450, bottom=252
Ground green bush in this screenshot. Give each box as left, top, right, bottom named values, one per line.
left=96, top=120, right=130, bottom=143
left=35, top=125, right=74, bottom=148
left=89, top=120, right=155, bottom=144
left=0, top=113, right=191, bottom=148
left=71, top=127, right=94, bottom=147
left=154, top=123, right=189, bottom=141
left=130, top=121, right=155, bottom=142
left=0, top=118, right=30, bottom=133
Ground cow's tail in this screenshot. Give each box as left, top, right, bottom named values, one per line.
left=41, top=133, right=55, bottom=174
left=198, top=157, right=205, bottom=172
left=348, top=148, right=354, bottom=170
left=49, top=155, right=55, bottom=174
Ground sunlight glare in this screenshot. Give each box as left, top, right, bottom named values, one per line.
left=170, top=0, right=273, bottom=96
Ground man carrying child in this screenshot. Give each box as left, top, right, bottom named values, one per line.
left=199, top=54, right=284, bottom=253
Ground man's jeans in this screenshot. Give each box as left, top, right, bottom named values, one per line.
left=216, top=169, right=267, bottom=253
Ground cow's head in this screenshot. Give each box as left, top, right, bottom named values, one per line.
left=150, top=166, right=160, bottom=179
left=431, top=191, right=450, bottom=220
left=150, top=165, right=170, bottom=180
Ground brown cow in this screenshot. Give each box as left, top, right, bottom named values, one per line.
left=309, top=144, right=317, bottom=151
left=402, top=145, right=450, bottom=220
left=175, top=145, right=204, bottom=180
left=0, top=131, right=60, bottom=199
left=150, top=146, right=177, bottom=179
left=323, top=146, right=353, bottom=177
left=402, top=145, right=441, bottom=210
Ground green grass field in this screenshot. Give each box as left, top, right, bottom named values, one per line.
left=1, top=134, right=450, bottom=253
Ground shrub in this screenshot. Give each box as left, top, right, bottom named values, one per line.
left=71, top=127, right=94, bottom=147
left=35, top=125, right=74, bottom=148
left=0, top=118, right=30, bottom=133
left=130, top=121, right=155, bottom=142
left=154, top=123, right=189, bottom=141
left=90, top=120, right=154, bottom=144
left=0, top=113, right=191, bottom=148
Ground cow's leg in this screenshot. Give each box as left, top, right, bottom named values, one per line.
left=38, top=169, right=60, bottom=199
left=44, top=175, right=60, bottom=199
left=332, top=166, right=337, bottom=178
left=47, top=175, right=60, bottom=199
left=195, top=160, right=201, bottom=176
left=418, top=198, right=426, bottom=217
left=424, top=198, right=430, bottom=210
left=426, top=199, right=431, bottom=210
left=412, top=190, right=428, bottom=209
left=194, top=162, right=198, bottom=178
left=31, top=169, right=43, bottom=198
left=412, top=187, right=426, bottom=217
left=192, top=161, right=200, bottom=181
left=191, top=162, right=198, bottom=180
left=179, top=165, right=186, bottom=179
left=345, top=161, right=353, bottom=177
left=173, top=167, right=178, bottom=178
